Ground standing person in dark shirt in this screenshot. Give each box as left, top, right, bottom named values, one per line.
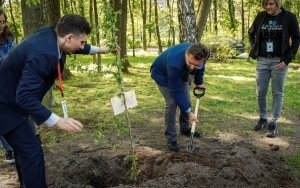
left=248, top=0, right=299, bottom=138
left=150, top=43, right=210, bottom=152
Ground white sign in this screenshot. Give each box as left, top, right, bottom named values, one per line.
left=61, top=100, right=68, bottom=118
left=111, top=89, right=138, bottom=115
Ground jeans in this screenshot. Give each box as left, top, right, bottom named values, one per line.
left=157, top=82, right=191, bottom=143
left=256, top=57, right=288, bottom=123
left=0, top=136, right=12, bottom=153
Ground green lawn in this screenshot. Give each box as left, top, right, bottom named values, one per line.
left=40, top=52, right=300, bottom=177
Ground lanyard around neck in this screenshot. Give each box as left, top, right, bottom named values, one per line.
left=56, top=61, right=64, bottom=97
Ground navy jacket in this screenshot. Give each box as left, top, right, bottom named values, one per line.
left=248, top=8, right=300, bottom=64
left=0, top=26, right=91, bottom=135
left=150, top=43, right=206, bottom=112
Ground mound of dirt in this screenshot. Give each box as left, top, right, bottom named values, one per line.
left=1, top=129, right=299, bottom=188
left=43, top=140, right=296, bottom=188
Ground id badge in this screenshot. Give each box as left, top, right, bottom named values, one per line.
left=61, top=100, right=68, bottom=118
left=266, top=42, right=273, bottom=52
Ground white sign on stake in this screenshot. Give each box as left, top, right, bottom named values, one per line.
left=61, top=100, right=68, bottom=118
left=111, top=89, right=138, bottom=115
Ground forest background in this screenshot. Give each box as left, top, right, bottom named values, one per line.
left=1, top=0, right=300, bottom=187
left=2, top=0, right=300, bottom=68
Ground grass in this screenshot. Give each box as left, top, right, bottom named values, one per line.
left=39, top=52, right=300, bottom=177
left=288, top=154, right=300, bottom=177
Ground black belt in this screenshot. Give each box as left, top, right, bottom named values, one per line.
left=263, top=55, right=279, bottom=59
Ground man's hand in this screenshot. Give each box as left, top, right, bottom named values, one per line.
left=188, top=112, right=199, bottom=124
left=110, top=45, right=121, bottom=55
left=99, top=45, right=120, bottom=54
left=196, top=84, right=206, bottom=90
left=55, top=118, right=83, bottom=134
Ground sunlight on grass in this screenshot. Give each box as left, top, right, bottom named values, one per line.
left=37, top=53, right=300, bottom=175
left=287, top=154, right=300, bottom=177
left=216, top=75, right=255, bottom=82
left=46, top=57, right=300, bottom=138
left=280, top=125, right=295, bottom=134
left=201, top=122, right=220, bottom=136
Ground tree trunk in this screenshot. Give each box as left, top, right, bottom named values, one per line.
left=62, top=0, right=71, bottom=14
left=228, top=0, right=236, bottom=31
left=141, top=0, right=147, bottom=50
left=154, top=0, right=162, bottom=54
left=45, top=0, right=61, bottom=27
left=89, top=0, right=96, bottom=65
left=128, top=0, right=136, bottom=57
left=167, top=0, right=175, bottom=47
left=213, top=0, right=217, bottom=34
left=79, top=0, right=85, bottom=16
left=8, top=0, right=20, bottom=43
left=148, top=0, right=152, bottom=45
left=177, top=0, right=198, bottom=43
left=111, top=0, right=129, bottom=73
left=70, top=0, right=76, bottom=13
left=93, top=0, right=101, bottom=72
left=196, top=0, right=212, bottom=42
left=21, top=0, right=45, bottom=37
left=241, top=0, right=245, bottom=40
left=119, top=1, right=130, bottom=73
left=89, top=0, right=98, bottom=69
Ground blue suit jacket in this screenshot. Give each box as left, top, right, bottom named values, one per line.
left=150, top=43, right=206, bottom=112
left=0, top=26, right=91, bottom=135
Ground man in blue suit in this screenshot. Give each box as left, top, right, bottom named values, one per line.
left=0, top=14, right=113, bottom=188
left=150, top=43, right=210, bottom=152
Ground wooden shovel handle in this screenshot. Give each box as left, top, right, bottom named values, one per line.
left=191, top=97, right=200, bottom=133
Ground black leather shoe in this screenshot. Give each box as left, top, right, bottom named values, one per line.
left=167, top=141, right=179, bottom=152
left=180, top=128, right=201, bottom=138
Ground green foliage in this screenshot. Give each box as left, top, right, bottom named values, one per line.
left=26, top=0, right=41, bottom=6
left=125, top=153, right=141, bottom=181
left=101, top=2, right=119, bottom=44
left=127, top=37, right=141, bottom=48
left=280, top=125, right=295, bottom=134
left=202, top=35, right=245, bottom=60
left=292, top=52, right=300, bottom=65
left=287, top=154, right=300, bottom=177
left=112, top=143, right=121, bottom=150
left=145, top=22, right=155, bottom=33
left=101, top=2, right=140, bottom=183
left=94, top=130, right=105, bottom=143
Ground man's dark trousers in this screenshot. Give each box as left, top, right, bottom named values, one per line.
left=4, top=120, right=46, bottom=188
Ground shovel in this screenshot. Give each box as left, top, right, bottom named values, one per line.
left=187, top=87, right=205, bottom=153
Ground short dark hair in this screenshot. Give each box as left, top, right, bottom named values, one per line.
left=56, top=14, right=91, bottom=37
left=186, top=43, right=210, bottom=60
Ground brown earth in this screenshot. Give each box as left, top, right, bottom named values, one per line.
left=1, top=113, right=300, bottom=188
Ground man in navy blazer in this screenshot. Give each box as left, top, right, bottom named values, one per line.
left=150, top=43, right=210, bottom=152
left=0, top=14, right=112, bottom=188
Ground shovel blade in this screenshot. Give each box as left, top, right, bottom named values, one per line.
left=188, top=134, right=194, bottom=151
